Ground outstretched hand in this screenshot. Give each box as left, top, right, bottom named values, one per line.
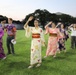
left=57, top=22, right=61, bottom=25
left=56, top=22, right=62, bottom=28
left=45, top=21, right=52, bottom=29
left=28, top=16, right=34, bottom=22
left=24, top=16, right=34, bottom=28
left=48, top=21, right=52, bottom=25
left=71, top=24, right=73, bottom=27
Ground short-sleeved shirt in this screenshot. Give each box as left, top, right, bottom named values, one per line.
left=70, top=28, right=76, bottom=36
left=6, top=24, right=16, bottom=36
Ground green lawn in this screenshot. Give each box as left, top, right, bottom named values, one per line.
left=0, top=30, right=76, bottom=75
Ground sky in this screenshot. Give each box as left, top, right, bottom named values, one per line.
left=0, top=0, right=76, bottom=21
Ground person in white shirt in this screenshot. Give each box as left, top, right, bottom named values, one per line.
left=68, top=24, right=76, bottom=49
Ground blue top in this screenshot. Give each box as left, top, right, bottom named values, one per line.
left=0, top=24, right=2, bottom=27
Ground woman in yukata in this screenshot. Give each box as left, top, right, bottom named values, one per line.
left=0, top=25, right=6, bottom=60
left=58, top=23, right=68, bottom=53
left=44, top=21, right=63, bottom=58
left=24, top=16, right=45, bottom=69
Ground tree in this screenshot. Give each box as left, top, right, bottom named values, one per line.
left=21, top=9, right=76, bottom=29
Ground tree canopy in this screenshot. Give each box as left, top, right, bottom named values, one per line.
left=22, top=9, right=76, bottom=29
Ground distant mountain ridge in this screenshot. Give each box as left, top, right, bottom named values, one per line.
left=55, top=12, right=64, bottom=15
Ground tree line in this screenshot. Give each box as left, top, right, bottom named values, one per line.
left=0, top=9, right=76, bottom=29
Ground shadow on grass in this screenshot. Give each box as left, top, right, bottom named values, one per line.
left=8, top=62, right=28, bottom=69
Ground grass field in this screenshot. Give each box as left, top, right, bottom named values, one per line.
left=0, top=30, right=76, bottom=75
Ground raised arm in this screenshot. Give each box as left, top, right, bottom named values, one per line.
left=68, top=24, right=73, bottom=30
left=56, top=22, right=62, bottom=28
left=24, top=16, right=33, bottom=29
left=45, top=21, right=52, bottom=29
left=24, top=16, right=34, bottom=38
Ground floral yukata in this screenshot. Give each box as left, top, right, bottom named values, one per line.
left=58, top=28, right=68, bottom=51
left=0, top=25, right=6, bottom=59
left=24, top=26, right=45, bottom=65
left=45, top=27, right=63, bottom=56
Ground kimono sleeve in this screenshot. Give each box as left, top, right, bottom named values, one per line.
left=40, top=28, right=45, bottom=46
left=24, top=25, right=33, bottom=38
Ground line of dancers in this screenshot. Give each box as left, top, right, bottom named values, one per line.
left=24, top=16, right=76, bottom=68
left=0, top=16, right=76, bottom=69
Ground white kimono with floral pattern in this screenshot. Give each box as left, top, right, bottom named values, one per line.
left=24, top=26, right=45, bottom=65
